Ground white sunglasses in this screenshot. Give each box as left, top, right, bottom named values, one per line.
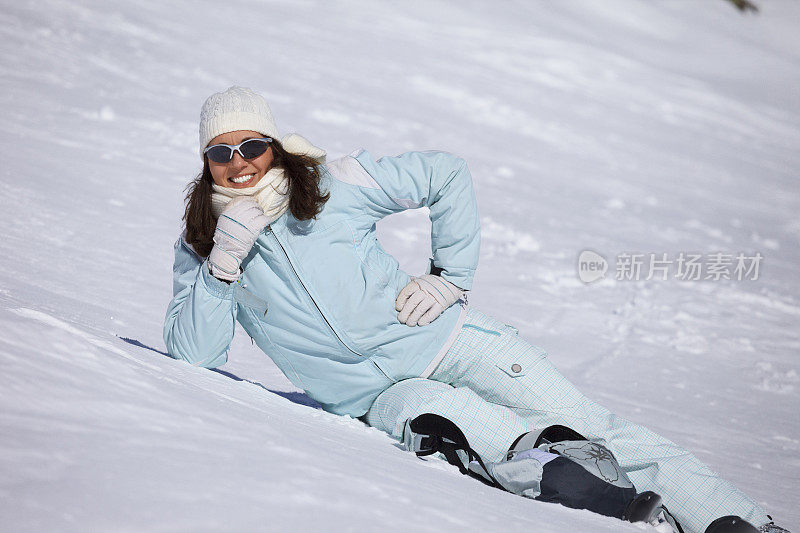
left=204, top=137, right=273, bottom=163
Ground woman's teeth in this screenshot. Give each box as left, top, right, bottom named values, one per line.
left=230, top=174, right=254, bottom=184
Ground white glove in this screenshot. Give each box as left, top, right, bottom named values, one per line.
left=208, top=197, right=269, bottom=282
left=395, top=274, right=464, bottom=327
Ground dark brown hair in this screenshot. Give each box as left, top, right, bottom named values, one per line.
left=183, top=139, right=330, bottom=257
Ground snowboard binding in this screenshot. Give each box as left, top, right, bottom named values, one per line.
left=403, top=414, right=684, bottom=531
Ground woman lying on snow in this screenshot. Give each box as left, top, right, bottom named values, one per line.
left=164, top=86, right=787, bottom=533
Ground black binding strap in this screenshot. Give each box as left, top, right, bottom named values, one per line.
left=533, top=424, right=586, bottom=447
left=661, top=505, right=686, bottom=533
left=408, top=414, right=501, bottom=487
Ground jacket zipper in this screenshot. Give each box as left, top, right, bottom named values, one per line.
left=267, top=225, right=366, bottom=359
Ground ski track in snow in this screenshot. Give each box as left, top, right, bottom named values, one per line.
left=1, top=0, right=799, bottom=531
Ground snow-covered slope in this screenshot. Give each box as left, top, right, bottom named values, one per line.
left=1, top=1, right=798, bottom=531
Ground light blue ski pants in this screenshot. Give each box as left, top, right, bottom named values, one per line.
left=365, top=309, right=769, bottom=533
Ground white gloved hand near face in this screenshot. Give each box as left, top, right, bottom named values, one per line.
left=395, top=274, right=464, bottom=327
left=208, top=196, right=269, bottom=282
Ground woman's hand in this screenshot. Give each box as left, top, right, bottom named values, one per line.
left=208, top=197, right=269, bottom=282
left=395, top=275, right=464, bottom=326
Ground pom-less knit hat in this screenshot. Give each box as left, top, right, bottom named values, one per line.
left=198, top=86, right=279, bottom=158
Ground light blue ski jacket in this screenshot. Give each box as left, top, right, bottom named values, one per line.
left=164, top=149, right=480, bottom=417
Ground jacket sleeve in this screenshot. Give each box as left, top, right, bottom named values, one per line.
left=346, top=149, right=481, bottom=291
left=162, top=237, right=237, bottom=368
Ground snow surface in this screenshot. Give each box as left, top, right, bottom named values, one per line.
left=1, top=1, right=799, bottom=531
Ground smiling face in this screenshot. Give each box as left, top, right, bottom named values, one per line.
left=206, top=130, right=275, bottom=189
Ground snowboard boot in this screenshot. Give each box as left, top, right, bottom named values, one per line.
left=705, top=516, right=793, bottom=533
left=623, top=491, right=662, bottom=523
left=705, top=516, right=759, bottom=533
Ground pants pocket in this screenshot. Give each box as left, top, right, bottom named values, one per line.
left=496, top=352, right=527, bottom=378
left=483, top=337, right=577, bottom=415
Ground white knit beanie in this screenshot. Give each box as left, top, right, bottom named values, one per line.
left=198, top=86, right=279, bottom=158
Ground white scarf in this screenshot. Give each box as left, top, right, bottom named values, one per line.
left=211, top=167, right=290, bottom=222
left=209, top=133, right=326, bottom=223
